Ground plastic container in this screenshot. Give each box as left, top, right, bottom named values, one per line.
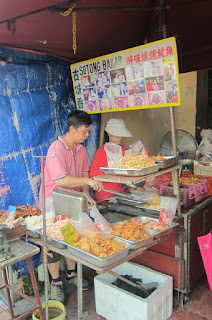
left=180, top=179, right=207, bottom=203
left=159, top=181, right=196, bottom=208
left=94, top=261, right=173, bottom=320
left=33, top=300, right=66, bottom=320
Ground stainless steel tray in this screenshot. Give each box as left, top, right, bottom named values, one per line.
left=66, top=240, right=132, bottom=267
left=111, top=226, right=156, bottom=249
left=156, top=156, right=177, bottom=169
left=136, top=205, right=160, bottom=215
left=26, top=229, right=41, bottom=239
left=52, top=187, right=89, bottom=219
left=116, top=196, right=146, bottom=207
left=36, top=229, right=67, bottom=249
left=136, top=216, right=179, bottom=238
left=100, top=165, right=159, bottom=176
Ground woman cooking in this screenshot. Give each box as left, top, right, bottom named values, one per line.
left=89, top=118, right=133, bottom=201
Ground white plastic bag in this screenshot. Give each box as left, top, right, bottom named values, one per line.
left=104, top=142, right=123, bottom=168
left=90, top=206, right=112, bottom=233
left=159, top=196, right=178, bottom=225
left=129, top=140, right=150, bottom=156
left=74, top=212, right=105, bottom=240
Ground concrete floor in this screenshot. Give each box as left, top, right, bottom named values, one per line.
left=0, top=268, right=211, bottom=320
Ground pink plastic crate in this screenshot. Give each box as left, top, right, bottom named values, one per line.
left=180, top=179, right=207, bottom=203
left=159, top=181, right=196, bottom=208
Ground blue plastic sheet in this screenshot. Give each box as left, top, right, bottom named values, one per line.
left=0, top=47, right=100, bottom=210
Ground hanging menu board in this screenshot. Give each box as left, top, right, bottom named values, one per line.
left=71, top=37, right=180, bottom=114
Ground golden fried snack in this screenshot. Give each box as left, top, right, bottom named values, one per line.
left=74, top=237, right=126, bottom=257
left=179, top=177, right=200, bottom=184
left=110, top=218, right=149, bottom=241
left=0, top=213, right=7, bottom=224
left=151, top=155, right=165, bottom=161
left=121, top=154, right=155, bottom=169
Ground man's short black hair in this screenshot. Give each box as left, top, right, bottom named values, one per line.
left=66, top=110, right=92, bottom=132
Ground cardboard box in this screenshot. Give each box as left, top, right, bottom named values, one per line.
left=194, top=162, right=212, bottom=176
left=94, top=262, right=173, bottom=320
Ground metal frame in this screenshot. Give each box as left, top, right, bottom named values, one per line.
left=0, top=240, right=44, bottom=320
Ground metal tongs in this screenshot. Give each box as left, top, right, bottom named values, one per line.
left=103, top=188, right=134, bottom=199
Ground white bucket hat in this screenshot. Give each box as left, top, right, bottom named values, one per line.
left=105, top=118, right=133, bottom=137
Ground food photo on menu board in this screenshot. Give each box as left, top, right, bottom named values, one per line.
left=71, top=37, right=181, bottom=113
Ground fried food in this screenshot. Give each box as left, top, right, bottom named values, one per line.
left=140, top=219, right=167, bottom=231
left=179, top=177, right=200, bottom=184
left=45, top=219, right=72, bottom=241
left=74, top=237, right=126, bottom=257
left=151, top=155, right=165, bottom=161
left=121, top=154, right=155, bottom=169
left=0, top=211, right=26, bottom=229
left=110, top=218, right=149, bottom=241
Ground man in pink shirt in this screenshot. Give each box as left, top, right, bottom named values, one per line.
left=39, top=110, right=103, bottom=303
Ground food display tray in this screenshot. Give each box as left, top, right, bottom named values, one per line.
left=100, top=165, right=159, bottom=176
left=116, top=196, right=146, bottom=207
left=156, top=156, right=177, bottom=169
left=136, top=216, right=179, bottom=238
left=136, top=205, right=160, bottom=216
left=26, top=228, right=41, bottom=239
left=66, top=240, right=132, bottom=267
left=111, top=225, right=156, bottom=249
left=36, top=229, right=67, bottom=249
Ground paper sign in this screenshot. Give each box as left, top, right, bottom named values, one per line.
left=71, top=37, right=180, bottom=114
left=61, top=224, right=76, bottom=245
left=7, top=205, right=16, bottom=217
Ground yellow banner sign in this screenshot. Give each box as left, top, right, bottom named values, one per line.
left=71, top=37, right=180, bottom=114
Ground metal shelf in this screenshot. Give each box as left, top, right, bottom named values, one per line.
left=93, top=164, right=182, bottom=217
left=92, top=164, right=181, bottom=186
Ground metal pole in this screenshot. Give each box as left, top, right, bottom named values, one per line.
left=77, top=262, right=83, bottom=320
left=160, top=0, right=181, bottom=217
left=41, top=156, right=48, bottom=320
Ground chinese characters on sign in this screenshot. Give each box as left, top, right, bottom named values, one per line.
left=71, top=37, right=180, bottom=114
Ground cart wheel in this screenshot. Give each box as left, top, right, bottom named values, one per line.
left=179, top=292, right=189, bottom=309
left=179, top=292, right=185, bottom=310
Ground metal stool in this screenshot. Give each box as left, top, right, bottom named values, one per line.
left=0, top=239, right=44, bottom=320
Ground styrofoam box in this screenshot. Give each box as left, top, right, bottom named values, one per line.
left=94, top=262, right=173, bottom=320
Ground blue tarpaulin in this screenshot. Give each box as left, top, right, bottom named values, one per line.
left=0, top=47, right=100, bottom=210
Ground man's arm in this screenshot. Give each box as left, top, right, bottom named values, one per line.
left=53, top=174, right=102, bottom=191
left=81, top=171, right=97, bottom=206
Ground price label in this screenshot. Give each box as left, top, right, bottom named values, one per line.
left=61, top=223, right=76, bottom=245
